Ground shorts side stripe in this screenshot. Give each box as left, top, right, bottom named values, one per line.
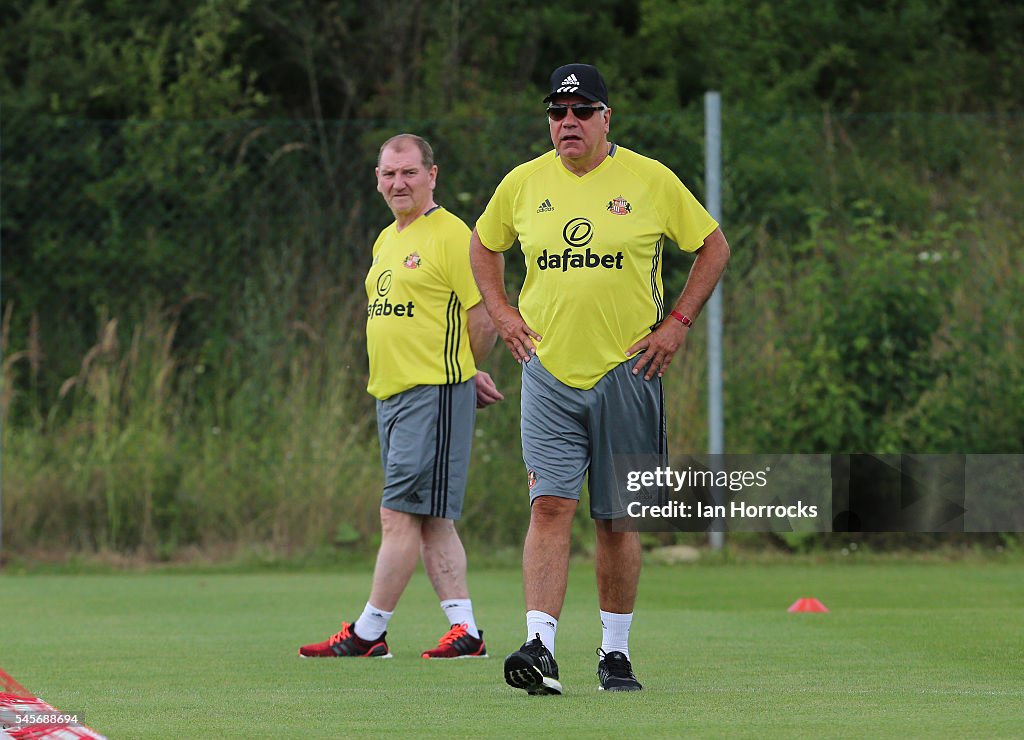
left=431, top=384, right=454, bottom=517
left=441, top=384, right=454, bottom=516
left=658, top=379, right=667, bottom=455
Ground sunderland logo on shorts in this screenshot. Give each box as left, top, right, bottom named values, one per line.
left=528, top=469, right=537, bottom=489
left=535, top=217, right=624, bottom=271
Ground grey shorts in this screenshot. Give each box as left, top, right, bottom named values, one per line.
left=521, top=356, right=667, bottom=519
left=376, top=379, right=476, bottom=520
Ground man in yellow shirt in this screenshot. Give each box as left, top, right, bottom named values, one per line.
left=472, top=64, right=730, bottom=693
left=300, top=134, right=502, bottom=660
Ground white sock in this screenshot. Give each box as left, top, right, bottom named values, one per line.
left=600, top=610, right=633, bottom=659
left=440, top=599, right=479, bottom=638
left=526, top=610, right=558, bottom=656
left=354, top=602, right=393, bottom=640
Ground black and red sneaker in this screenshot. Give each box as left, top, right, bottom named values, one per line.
left=421, top=623, right=488, bottom=659
left=298, top=622, right=392, bottom=658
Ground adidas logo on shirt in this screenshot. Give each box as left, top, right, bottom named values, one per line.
left=537, top=198, right=554, bottom=213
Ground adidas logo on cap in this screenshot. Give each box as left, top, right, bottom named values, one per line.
left=545, top=63, right=609, bottom=106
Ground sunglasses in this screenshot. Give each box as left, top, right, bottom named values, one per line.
left=546, top=103, right=606, bottom=121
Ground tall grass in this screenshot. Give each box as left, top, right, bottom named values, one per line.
left=1, top=247, right=388, bottom=558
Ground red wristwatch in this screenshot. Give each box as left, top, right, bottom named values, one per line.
left=669, top=310, right=693, bottom=328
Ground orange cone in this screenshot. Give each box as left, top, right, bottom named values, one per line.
left=788, top=597, right=829, bottom=613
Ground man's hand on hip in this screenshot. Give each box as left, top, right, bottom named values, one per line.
left=625, top=320, right=689, bottom=380
left=494, top=305, right=543, bottom=364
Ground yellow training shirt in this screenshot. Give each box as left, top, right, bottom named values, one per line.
left=475, top=144, right=718, bottom=389
left=365, top=206, right=481, bottom=399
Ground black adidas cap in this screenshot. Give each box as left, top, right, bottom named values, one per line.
left=543, top=63, right=609, bottom=106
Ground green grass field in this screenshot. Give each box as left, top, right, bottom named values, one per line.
left=2, top=560, right=1023, bottom=738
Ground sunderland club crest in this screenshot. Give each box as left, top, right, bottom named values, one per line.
left=607, top=196, right=632, bottom=215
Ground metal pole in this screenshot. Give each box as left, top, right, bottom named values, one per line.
left=704, top=92, right=725, bottom=551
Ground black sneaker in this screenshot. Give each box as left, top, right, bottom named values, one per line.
left=596, top=649, right=643, bottom=691
left=504, top=634, right=562, bottom=695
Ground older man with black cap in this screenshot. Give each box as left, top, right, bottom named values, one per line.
left=470, top=63, right=731, bottom=695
